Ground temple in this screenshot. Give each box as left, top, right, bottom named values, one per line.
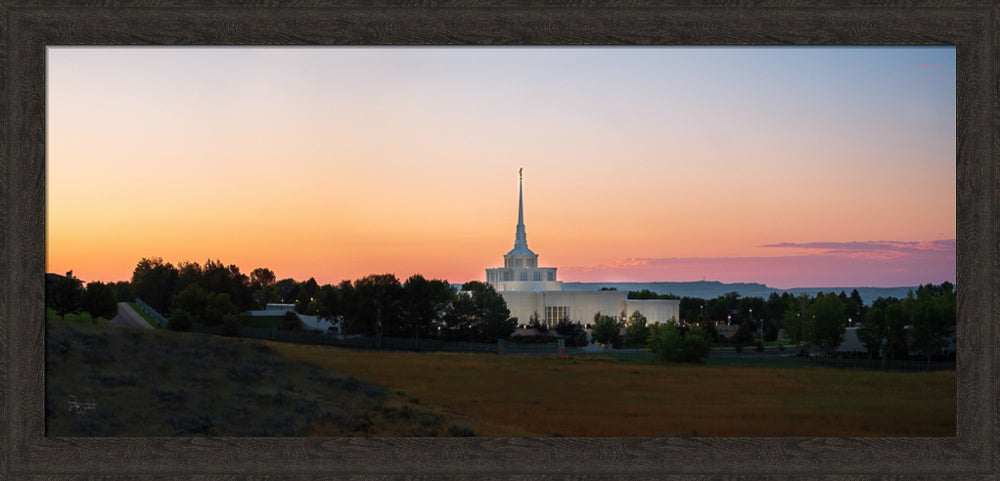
left=485, top=168, right=562, bottom=292
left=486, top=169, right=679, bottom=328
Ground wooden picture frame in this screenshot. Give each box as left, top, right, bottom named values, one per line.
left=2, top=2, right=995, bottom=479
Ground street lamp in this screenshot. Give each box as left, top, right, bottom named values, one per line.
left=798, top=312, right=802, bottom=348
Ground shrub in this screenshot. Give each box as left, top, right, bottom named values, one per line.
left=448, top=425, right=475, bottom=437
left=322, top=409, right=346, bottom=423
left=420, top=413, right=443, bottom=427
left=50, top=336, right=72, bottom=354
left=64, top=311, right=97, bottom=324
left=383, top=405, right=414, bottom=419
left=347, top=413, right=372, bottom=433
left=648, top=323, right=711, bottom=363
left=281, top=311, right=304, bottom=331
left=731, top=322, right=754, bottom=349
left=764, top=322, right=779, bottom=342
left=220, top=314, right=242, bottom=337
left=167, top=309, right=194, bottom=332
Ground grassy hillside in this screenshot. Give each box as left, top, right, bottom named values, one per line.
left=270, top=342, right=956, bottom=437
left=46, top=319, right=473, bottom=436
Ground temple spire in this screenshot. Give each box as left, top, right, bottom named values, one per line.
left=514, top=168, right=528, bottom=249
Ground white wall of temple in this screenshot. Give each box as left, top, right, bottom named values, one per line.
left=500, top=291, right=625, bottom=326
left=624, top=299, right=681, bottom=325
left=500, top=291, right=681, bottom=327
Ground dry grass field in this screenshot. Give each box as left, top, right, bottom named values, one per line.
left=270, top=342, right=956, bottom=437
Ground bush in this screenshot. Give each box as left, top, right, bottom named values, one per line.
left=50, top=336, right=72, bottom=354
left=347, top=413, right=372, bottom=433
left=220, top=314, right=242, bottom=337
left=420, top=413, right=443, bottom=427
left=448, top=425, right=475, bottom=437
left=167, top=309, right=194, bottom=331
left=64, top=311, right=98, bottom=325
left=731, top=322, right=753, bottom=350
left=281, top=311, right=304, bottom=331
left=648, top=323, right=711, bottom=363
left=764, top=322, right=779, bottom=342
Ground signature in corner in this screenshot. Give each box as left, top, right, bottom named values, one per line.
left=67, top=395, right=96, bottom=414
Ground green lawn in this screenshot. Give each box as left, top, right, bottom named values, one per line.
left=128, top=302, right=162, bottom=329
left=241, top=315, right=284, bottom=328
left=46, top=307, right=108, bottom=326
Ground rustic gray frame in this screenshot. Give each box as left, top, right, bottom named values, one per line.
left=2, top=2, right=996, bottom=479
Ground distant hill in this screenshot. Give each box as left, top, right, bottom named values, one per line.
left=560, top=281, right=919, bottom=305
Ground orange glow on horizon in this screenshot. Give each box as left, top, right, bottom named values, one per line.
left=47, top=47, right=955, bottom=289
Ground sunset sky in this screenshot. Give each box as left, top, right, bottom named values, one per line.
left=47, top=46, right=955, bottom=289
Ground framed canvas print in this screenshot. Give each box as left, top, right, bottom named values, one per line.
left=2, top=2, right=997, bottom=480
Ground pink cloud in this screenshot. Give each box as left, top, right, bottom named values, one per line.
left=561, top=240, right=955, bottom=288
left=759, top=239, right=954, bottom=260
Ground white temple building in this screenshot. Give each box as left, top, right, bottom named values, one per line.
left=486, top=169, right=680, bottom=328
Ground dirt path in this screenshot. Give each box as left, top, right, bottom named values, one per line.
left=108, top=302, right=154, bottom=329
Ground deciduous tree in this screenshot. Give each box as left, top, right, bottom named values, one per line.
left=624, top=310, right=650, bottom=347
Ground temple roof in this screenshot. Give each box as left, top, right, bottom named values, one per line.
left=507, top=168, right=536, bottom=257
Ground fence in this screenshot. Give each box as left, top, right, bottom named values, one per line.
left=185, top=323, right=954, bottom=372
left=705, top=355, right=956, bottom=372
left=191, top=324, right=499, bottom=353
left=133, top=298, right=168, bottom=328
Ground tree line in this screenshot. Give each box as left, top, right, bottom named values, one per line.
left=47, top=257, right=518, bottom=345
left=46, top=258, right=955, bottom=364
left=647, top=283, right=955, bottom=363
